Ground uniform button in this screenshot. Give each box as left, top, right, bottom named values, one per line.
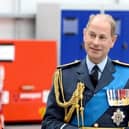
left=94, top=123, right=99, bottom=127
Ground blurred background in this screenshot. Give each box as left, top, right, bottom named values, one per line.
left=0, top=0, right=129, bottom=128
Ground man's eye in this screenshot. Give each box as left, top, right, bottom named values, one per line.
left=99, top=35, right=106, bottom=40
left=89, top=33, right=96, bottom=38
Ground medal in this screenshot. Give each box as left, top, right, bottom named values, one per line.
left=106, top=89, right=129, bottom=106
left=111, top=108, right=125, bottom=126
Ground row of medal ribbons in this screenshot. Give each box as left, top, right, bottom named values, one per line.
left=106, top=89, right=129, bottom=106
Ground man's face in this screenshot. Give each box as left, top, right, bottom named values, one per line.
left=83, top=16, right=117, bottom=64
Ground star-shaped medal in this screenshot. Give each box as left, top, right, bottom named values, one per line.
left=111, top=108, right=125, bottom=126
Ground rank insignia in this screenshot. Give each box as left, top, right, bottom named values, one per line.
left=111, top=108, right=125, bottom=126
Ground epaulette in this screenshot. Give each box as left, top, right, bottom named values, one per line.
left=57, top=60, right=81, bottom=69
left=112, top=60, right=129, bottom=67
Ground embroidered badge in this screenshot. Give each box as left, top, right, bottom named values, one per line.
left=111, top=108, right=125, bottom=126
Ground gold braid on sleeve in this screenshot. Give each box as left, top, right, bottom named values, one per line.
left=53, top=68, right=85, bottom=127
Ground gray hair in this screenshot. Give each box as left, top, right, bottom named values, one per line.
left=86, top=14, right=116, bottom=36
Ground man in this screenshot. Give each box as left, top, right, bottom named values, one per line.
left=41, top=14, right=129, bottom=129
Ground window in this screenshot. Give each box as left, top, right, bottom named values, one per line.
left=0, top=44, right=15, bottom=62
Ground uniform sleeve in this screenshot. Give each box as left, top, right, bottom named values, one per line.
left=41, top=85, right=79, bottom=129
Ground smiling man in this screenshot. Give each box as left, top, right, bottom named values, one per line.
left=83, top=14, right=117, bottom=64
left=41, top=14, right=129, bottom=129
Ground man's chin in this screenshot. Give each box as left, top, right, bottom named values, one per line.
left=89, top=56, right=102, bottom=63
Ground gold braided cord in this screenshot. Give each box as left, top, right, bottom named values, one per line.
left=53, top=68, right=85, bottom=126
left=58, top=69, right=66, bottom=103
left=54, top=69, right=81, bottom=107
left=80, top=92, right=84, bottom=127
left=58, top=69, right=68, bottom=115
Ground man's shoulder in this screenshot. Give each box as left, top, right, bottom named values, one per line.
left=57, top=60, right=81, bottom=69
left=112, top=60, right=129, bottom=67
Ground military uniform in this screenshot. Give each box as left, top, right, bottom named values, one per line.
left=41, top=58, right=129, bottom=129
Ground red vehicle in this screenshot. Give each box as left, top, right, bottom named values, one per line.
left=0, top=40, right=57, bottom=123
left=0, top=65, right=5, bottom=128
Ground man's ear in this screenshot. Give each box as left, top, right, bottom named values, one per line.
left=83, top=28, right=87, bottom=34
left=83, top=28, right=87, bottom=41
left=111, top=34, right=118, bottom=48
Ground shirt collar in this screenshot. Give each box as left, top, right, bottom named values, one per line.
left=86, top=56, right=108, bottom=73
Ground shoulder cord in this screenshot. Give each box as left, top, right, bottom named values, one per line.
left=53, top=69, right=85, bottom=127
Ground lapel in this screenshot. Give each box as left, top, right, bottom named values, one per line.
left=95, top=58, right=115, bottom=92
left=75, top=58, right=116, bottom=92
left=76, top=59, right=94, bottom=91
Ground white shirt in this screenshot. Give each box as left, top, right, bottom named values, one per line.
left=86, top=56, right=108, bottom=79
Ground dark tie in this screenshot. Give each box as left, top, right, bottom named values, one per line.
left=90, top=65, right=99, bottom=87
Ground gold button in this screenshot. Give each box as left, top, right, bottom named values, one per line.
left=94, top=123, right=99, bottom=127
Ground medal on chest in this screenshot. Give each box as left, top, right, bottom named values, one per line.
left=111, top=108, right=125, bottom=126
left=106, top=89, right=128, bottom=126
left=106, top=89, right=129, bottom=106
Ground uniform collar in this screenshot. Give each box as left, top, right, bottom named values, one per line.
left=86, top=56, right=108, bottom=73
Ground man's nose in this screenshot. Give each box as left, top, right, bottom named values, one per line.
left=93, top=37, right=99, bottom=45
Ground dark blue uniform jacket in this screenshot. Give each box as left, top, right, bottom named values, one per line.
left=41, top=58, right=129, bottom=129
